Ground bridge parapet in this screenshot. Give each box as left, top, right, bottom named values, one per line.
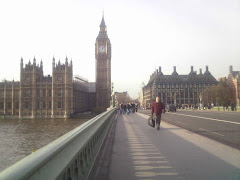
left=0, top=108, right=117, bottom=180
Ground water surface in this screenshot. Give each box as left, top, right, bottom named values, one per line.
left=0, top=117, right=91, bottom=171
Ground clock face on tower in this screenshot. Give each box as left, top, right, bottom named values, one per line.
left=99, top=45, right=106, bottom=53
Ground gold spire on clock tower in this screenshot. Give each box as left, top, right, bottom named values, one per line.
left=95, top=14, right=112, bottom=111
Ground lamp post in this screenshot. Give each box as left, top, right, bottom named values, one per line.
left=110, top=82, right=114, bottom=107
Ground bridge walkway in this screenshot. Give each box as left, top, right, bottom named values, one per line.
left=108, top=112, right=240, bottom=180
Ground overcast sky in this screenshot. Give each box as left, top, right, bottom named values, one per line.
left=0, top=0, right=240, bottom=99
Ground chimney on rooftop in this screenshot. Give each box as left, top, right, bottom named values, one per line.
left=206, top=65, right=209, bottom=72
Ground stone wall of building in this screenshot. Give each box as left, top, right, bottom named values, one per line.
left=0, top=57, right=96, bottom=118
left=143, top=66, right=218, bottom=108
left=73, top=77, right=96, bottom=114
left=95, top=16, right=111, bottom=111
left=0, top=81, right=20, bottom=116
left=227, top=66, right=240, bottom=106
left=113, top=91, right=131, bottom=107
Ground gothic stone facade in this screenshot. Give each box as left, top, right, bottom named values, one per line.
left=226, top=66, right=240, bottom=106
left=0, top=58, right=96, bottom=118
left=143, top=66, right=218, bottom=108
left=113, top=91, right=131, bottom=107
left=95, top=16, right=111, bottom=110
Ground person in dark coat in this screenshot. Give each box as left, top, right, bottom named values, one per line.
left=135, top=103, right=138, bottom=112
left=120, top=103, right=124, bottom=115
left=127, top=103, right=131, bottom=115
left=123, top=104, right=127, bottom=114
left=152, top=96, right=165, bottom=130
left=131, top=103, right=135, bottom=113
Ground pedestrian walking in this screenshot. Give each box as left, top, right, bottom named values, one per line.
left=120, top=103, right=124, bottom=115
left=135, top=103, right=138, bottom=112
left=131, top=102, right=135, bottom=113
left=123, top=104, right=127, bottom=114
left=152, top=96, right=165, bottom=130
left=127, top=103, right=131, bottom=115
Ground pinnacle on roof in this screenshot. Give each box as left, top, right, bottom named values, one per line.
left=100, top=12, right=106, bottom=27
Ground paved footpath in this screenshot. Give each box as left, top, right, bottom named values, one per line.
left=108, top=113, right=240, bottom=180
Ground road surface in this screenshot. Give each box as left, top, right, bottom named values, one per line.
left=139, top=109, right=240, bottom=150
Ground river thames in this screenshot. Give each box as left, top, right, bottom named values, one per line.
left=0, top=117, right=93, bottom=172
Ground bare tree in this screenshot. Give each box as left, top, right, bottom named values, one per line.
left=201, top=83, right=231, bottom=107
left=201, top=86, right=214, bottom=106
left=215, top=84, right=231, bottom=106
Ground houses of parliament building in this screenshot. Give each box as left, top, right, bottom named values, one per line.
left=0, top=16, right=111, bottom=118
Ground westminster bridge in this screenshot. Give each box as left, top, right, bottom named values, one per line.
left=0, top=108, right=240, bottom=180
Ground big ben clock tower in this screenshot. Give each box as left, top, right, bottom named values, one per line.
left=95, top=15, right=111, bottom=110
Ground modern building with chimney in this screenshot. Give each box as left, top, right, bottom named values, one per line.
left=142, top=66, right=218, bottom=108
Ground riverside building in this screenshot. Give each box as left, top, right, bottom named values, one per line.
left=0, top=58, right=96, bottom=118
left=95, top=15, right=112, bottom=110
left=227, top=66, right=240, bottom=106
left=0, top=15, right=112, bottom=118
left=142, top=66, right=218, bottom=108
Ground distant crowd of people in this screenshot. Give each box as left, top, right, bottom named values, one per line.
left=180, top=101, right=237, bottom=111
left=119, top=103, right=139, bottom=115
